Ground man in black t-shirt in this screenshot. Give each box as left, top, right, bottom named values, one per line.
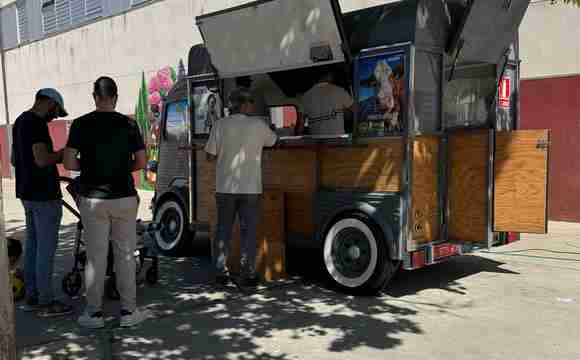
left=12, top=88, right=73, bottom=317
left=64, top=77, right=148, bottom=329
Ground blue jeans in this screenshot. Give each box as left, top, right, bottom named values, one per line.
left=21, top=200, right=63, bottom=305
left=214, top=193, right=260, bottom=276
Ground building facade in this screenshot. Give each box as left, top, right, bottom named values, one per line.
left=519, top=1, right=580, bottom=222
left=0, top=0, right=391, bottom=180
left=0, top=0, right=579, bottom=221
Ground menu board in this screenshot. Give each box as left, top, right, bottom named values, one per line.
left=357, top=52, right=406, bottom=137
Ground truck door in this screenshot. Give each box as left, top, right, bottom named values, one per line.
left=196, top=0, right=349, bottom=78
left=493, top=130, right=550, bottom=234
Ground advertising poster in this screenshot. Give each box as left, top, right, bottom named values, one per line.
left=193, top=86, right=222, bottom=135
left=357, top=52, right=406, bottom=136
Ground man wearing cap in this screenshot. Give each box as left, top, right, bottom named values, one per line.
left=11, top=88, right=73, bottom=317
left=205, top=87, right=277, bottom=287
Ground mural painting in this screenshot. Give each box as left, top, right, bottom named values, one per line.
left=134, top=66, right=178, bottom=190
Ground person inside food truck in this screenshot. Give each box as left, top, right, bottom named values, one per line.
left=235, top=76, right=268, bottom=116
left=299, top=71, right=354, bottom=136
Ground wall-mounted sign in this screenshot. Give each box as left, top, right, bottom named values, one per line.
left=499, top=77, right=511, bottom=109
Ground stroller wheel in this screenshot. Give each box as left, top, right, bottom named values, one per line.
left=105, top=277, right=120, bottom=300
left=62, top=271, right=82, bottom=298
left=146, top=266, right=158, bottom=285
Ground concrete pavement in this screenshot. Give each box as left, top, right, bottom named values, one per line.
left=3, top=178, right=580, bottom=359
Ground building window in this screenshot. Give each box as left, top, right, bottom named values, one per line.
left=41, top=0, right=57, bottom=34
left=55, top=0, right=71, bottom=29
left=85, top=0, right=102, bottom=19
left=16, top=0, right=29, bottom=43
left=130, top=0, right=149, bottom=7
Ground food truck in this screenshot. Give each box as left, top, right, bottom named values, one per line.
left=149, top=0, right=549, bottom=294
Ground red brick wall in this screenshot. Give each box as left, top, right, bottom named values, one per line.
left=520, top=75, right=580, bottom=222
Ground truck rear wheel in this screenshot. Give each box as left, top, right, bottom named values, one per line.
left=323, top=213, right=396, bottom=295
left=153, top=197, right=189, bottom=256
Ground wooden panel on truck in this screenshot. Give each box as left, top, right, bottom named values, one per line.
left=448, top=130, right=489, bottom=243
left=196, top=150, right=217, bottom=224
left=409, top=136, right=440, bottom=250
left=494, top=130, right=549, bottom=233
left=320, top=138, right=405, bottom=192
left=198, top=147, right=317, bottom=237
left=263, top=148, right=317, bottom=235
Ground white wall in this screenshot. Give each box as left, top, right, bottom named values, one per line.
left=0, top=0, right=396, bottom=125
left=519, top=1, right=580, bottom=80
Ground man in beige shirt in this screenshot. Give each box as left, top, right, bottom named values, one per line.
left=300, top=72, right=354, bottom=136
left=205, top=88, right=277, bottom=287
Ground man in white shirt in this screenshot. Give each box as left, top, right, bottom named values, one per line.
left=205, top=88, right=277, bottom=287
left=300, top=72, right=354, bottom=136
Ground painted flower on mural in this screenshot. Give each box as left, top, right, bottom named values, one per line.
left=148, top=76, right=161, bottom=94
left=148, top=91, right=162, bottom=107
left=157, top=67, right=174, bottom=92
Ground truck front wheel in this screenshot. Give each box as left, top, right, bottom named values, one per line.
left=323, top=213, right=396, bottom=295
left=153, top=197, right=189, bottom=256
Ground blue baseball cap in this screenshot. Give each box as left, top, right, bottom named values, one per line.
left=36, top=88, right=68, bottom=117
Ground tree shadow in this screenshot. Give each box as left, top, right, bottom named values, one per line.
left=15, top=222, right=520, bottom=360
left=108, top=273, right=424, bottom=359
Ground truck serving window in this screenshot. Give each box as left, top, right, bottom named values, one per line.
left=444, top=65, right=496, bottom=129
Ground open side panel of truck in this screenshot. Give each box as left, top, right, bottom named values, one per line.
left=447, top=0, right=531, bottom=64
left=447, top=129, right=490, bottom=247
left=196, top=0, right=348, bottom=78
left=493, top=129, right=550, bottom=234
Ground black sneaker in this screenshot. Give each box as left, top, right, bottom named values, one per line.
left=37, top=300, right=74, bottom=318
left=215, top=273, right=230, bottom=286
left=23, top=296, right=40, bottom=312
left=239, top=275, right=259, bottom=288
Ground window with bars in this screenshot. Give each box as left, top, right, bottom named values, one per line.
left=41, top=0, right=102, bottom=35
left=16, top=0, right=29, bottom=43
left=41, top=0, right=57, bottom=34
left=85, top=0, right=102, bottom=19
left=130, top=0, right=149, bottom=7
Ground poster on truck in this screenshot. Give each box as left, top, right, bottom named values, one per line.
left=357, top=52, right=406, bottom=137
left=193, top=86, right=222, bottom=135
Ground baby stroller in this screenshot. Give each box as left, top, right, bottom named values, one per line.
left=59, top=177, right=160, bottom=300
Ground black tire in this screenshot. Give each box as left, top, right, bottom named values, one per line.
left=62, top=270, right=83, bottom=298
left=322, top=213, right=397, bottom=295
left=105, top=277, right=120, bottom=300
left=153, top=197, right=190, bottom=256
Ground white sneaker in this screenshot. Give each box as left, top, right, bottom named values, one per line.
left=78, top=311, right=105, bottom=329
left=120, top=308, right=149, bottom=328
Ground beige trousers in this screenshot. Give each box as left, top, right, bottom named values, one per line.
left=79, top=196, right=138, bottom=313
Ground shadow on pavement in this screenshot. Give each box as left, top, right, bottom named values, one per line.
left=14, top=225, right=521, bottom=359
